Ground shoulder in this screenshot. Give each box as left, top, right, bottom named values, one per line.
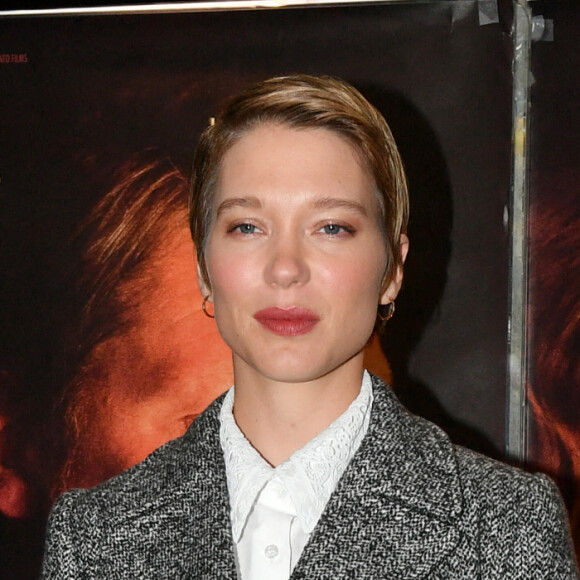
left=453, top=440, right=555, bottom=504
left=370, top=372, right=566, bottom=514
left=368, top=372, right=554, bottom=493
left=53, top=433, right=189, bottom=523
left=454, top=445, right=578, bottom=576
left=367, top=374, right=578, bottom=576
left=49, top=394, right=225, bottom=527
left=452, top=442, right=565, bottom=531
left=42, top=396, right=229, bottom=578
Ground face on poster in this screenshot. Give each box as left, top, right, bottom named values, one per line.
left=0, top=2, right=515, bottom=576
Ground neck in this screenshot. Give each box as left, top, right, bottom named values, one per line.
left=231, top=357, right=365, bottom=466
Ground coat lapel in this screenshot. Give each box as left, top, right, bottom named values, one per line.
left=177, top=399, right=239, bottom=579
left=109, top=397, right=238, bottom=579
left=292, top=376, right=463, bottom=579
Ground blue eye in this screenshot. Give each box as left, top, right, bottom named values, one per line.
left=321, top=223, right=353, bottom=236
left=233, top=223, right=258, bottom=234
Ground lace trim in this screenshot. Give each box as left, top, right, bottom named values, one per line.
left=220, top=370, right=373, bottom=539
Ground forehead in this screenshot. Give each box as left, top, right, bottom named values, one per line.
left=225, top=122, right=363, bottom=165
left=214, top=123, right=377, bottom=208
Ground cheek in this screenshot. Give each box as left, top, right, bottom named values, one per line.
left=320, top=252, right=385, bottom=300
left=207, top=252, right=260, bottom=305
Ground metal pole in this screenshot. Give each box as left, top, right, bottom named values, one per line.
left=506, top=0, right=532, bottom=462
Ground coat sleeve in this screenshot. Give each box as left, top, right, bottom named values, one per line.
left=482, top=472, right=579, bottom=579
left=41, top=489, right=87, bottom=579
left=523, top=475, right=580, bottom=578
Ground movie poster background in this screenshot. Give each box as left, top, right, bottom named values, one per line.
left=527, top=0, right=580, bottom=558
left=0, top=1, right=541, bottom=576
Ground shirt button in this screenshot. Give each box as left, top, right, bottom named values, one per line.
left=264, top=544, right=279, bottom=559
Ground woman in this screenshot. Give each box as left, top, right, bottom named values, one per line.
left=42, top=75, right=578, bottom=578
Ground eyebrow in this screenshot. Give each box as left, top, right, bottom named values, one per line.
left=310, top=197, right=369, bottom=217
left=215, top=196, right=263, bottom=217
left=215, top=195, right=369, bottom=217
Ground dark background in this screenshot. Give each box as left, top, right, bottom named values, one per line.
left=526, top=0, right=580, bottom=557
left=1, top=0, right=513, bottom=454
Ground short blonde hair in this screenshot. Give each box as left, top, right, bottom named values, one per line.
left=190, top=74, right=409, bottom=292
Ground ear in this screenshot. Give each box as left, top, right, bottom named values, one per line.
left=379, top=234, right=409, bottom=305
left=196, top=263, right=212, bottom=302
left=0, top=414, right=33, bottom=518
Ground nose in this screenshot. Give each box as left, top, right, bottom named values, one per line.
left=263, top=236, right=310, bottom=288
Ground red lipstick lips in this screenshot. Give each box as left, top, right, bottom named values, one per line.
left=253, top=307, right=320, bottom=336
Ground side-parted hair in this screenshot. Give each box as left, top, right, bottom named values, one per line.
left=189, top=74, right=409, bottom=293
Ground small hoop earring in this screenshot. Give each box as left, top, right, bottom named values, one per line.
left=202, top=296, right=215, bottom=318
left=378, top=301, right=395, bottom=322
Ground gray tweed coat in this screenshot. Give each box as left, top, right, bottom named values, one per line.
left=42, top=375, right=579, bottom=579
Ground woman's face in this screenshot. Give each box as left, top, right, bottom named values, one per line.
left=201, top=123, right=397, bottom=386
